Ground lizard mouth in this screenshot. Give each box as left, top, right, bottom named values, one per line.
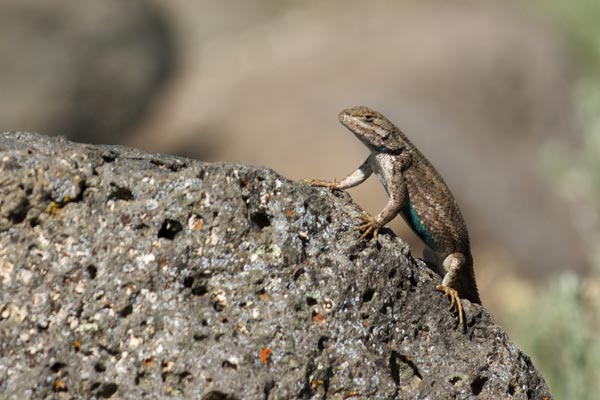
left=338, top=110, right=351, bottom=125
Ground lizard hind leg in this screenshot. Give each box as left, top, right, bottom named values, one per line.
left=436, top=252, right=467, bottom=330
left=435, top=284, right=464, bottom=328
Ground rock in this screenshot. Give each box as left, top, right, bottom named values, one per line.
left=0, top=132, right=551, bottom=399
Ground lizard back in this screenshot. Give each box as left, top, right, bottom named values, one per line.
left=399, top=133, right=481, bottom=304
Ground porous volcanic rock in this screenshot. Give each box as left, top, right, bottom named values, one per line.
left=0, top=132, right=551, bottom=399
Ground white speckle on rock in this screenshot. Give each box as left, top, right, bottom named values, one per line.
left=129, top=335, right=143, bottom=347
left=146, top=199, right=159, bottom=211
left=141, top=289, right=158, bottom=304
left=211, top=289, right=227, bottom=308
left=74, top=280, right=85, bottom=294
left=0, top=260, right=15, bottom=285
left=1, top=303, right=27, bottom=323
left=68, top=315, right=79, bottom=330
left=208, top=231, right=219, bottom=245
left=115, top=352, right=130, bottom=374
left=27, top=341, right=44, bottom=356
left=75, top=322, right=99, bottom=333
left=19, top=331, right=31, bottom=343
left=200, top=192, right=211, bottom=207
left=138, top=253, right=156, bottom=267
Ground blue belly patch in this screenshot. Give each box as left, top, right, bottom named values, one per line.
left=409, top=205, right=434, bottom=246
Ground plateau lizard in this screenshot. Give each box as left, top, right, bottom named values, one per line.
left=305, top=106, right=481, bottom=328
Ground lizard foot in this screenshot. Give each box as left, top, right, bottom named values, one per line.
left=303, top=178, right=338, bottom=189
left=357, top=212, right=381, bottom=241
left=435, top=284, right=464, bottom=329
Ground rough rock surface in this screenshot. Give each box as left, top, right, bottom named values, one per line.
left=0, top=132, right=551, bottom=399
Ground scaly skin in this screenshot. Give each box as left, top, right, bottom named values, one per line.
left=305, top=106, right=481, bottom=330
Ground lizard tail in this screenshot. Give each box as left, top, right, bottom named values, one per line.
left=459, top=261, right=481, bottom=305
left=451, top=251, right=481, bottom=305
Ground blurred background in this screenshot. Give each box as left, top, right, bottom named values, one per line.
left=1, top=0, right=598, bottom=397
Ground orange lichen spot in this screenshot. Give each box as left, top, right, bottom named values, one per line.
left=157, top=257, right=168, bottom=268
left=192, top=219, right=203, bottom=230
left=259, top=348, right=272, bottom=365
left=543, top=397, right=549, bottom=400
left=346, top=390, right=358, bottom=398
left=286, top=209, right=294, bottom=217
left=54, top=378, right=66, bottom=392
left=45, top=202, right=59, bottom=216
left=143, top=357, right=153, bottom=368
left=312, top=312, right=325, bottom=324
left=311, top=379, right=318, bottom=389
left=259, top=292, right=269, bottom=301
left=73, top=340, right=81, bottom=351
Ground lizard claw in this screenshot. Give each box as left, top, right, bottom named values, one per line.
left=357, top=212, right=380, bottom=241
left=303, top=178, right=338, bottom=189
left=435, top=284, right=464, bottom=330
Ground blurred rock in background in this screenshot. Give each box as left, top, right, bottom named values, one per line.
left=0, top=0, right=176, bottom=144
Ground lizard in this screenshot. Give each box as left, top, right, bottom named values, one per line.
left=304, top=106, right=481, bottom=329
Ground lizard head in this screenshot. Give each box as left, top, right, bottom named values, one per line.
left=338, top=106, right=405, bottom=153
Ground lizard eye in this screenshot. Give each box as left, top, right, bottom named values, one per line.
left=363, top=115, right=375, bottom=122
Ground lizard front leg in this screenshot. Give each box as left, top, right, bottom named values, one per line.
left=358, top=175, right=407, bottom=240
left=304, top=158, right=372, bottom=190
left=435, top=252, right=467, bottom=330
